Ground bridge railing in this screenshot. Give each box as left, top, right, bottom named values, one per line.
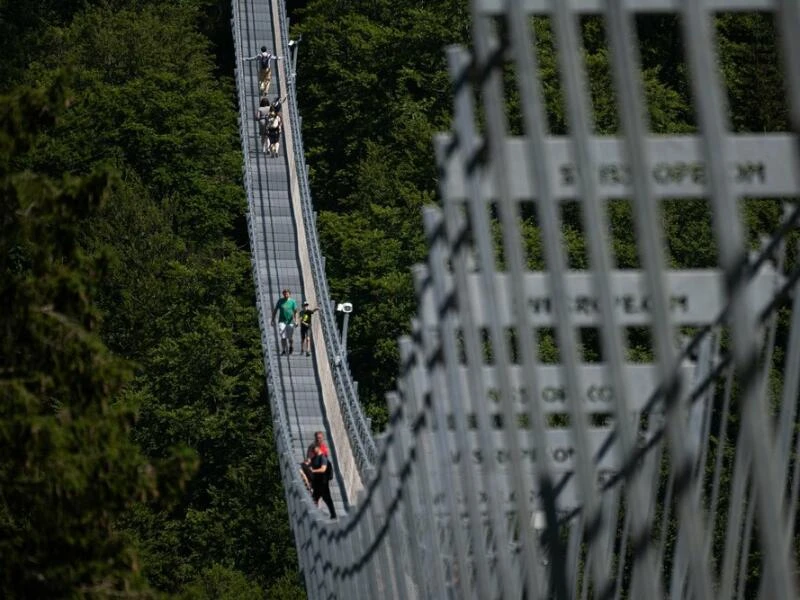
left=230, top=1, right=357, bottom=589
left=231, top=0, right=383, bottom=592
left=275, top=0, right=378, bottom=476
left=391, top=1, right=800, bottom=598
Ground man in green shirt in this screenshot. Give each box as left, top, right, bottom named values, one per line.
left=271, top=288, right=298, bottom=355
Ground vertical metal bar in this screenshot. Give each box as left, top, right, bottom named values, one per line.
left=374, top=481, right=396, bottom=598
left=770, top=1, right=800, bottom=572
left=679, top=2, right=796, bottom=597
left=779, top=249, right=800, bottom=539
left=719, top=441, right=750, bottom=600
left=386, top=391, right=424, bottom=600
left=688, top=336, right=715, bottom=474
left=776, top=0, right=800, bottom=139
left=505, top=2, right=626, bottom=596
left=566, top=515, right=585, bottom=597
left=373, top=436, right=404, bottom=600
left=409, top=302, right=475, bottom=599
left=398, top=336, right=450, bottom=598
left=566, top=517, right=585, bottom=597
left=328, top=525, right=344, bottom=599
left=341, top=529, right=359, bottom=600
left=668, top=515, right=687, bottom=599
left=612, top=503, right=632, bottom=600
left=347, top=512, right=368, bottom=600
left=296, top=512, right=314, bottom=597
left=363, top=504, right=384, bottom=599
left=735, top=497, right=757, bottom=600
left=693, top=334, right=721, bottom=483
left=785, top=421, right=800, bottom=545
left=598, top=485, right=623, bottom=598
left=485, top=4, right=594, bottom=596
left=776, top=257, right=800, bottom=480
left=317, top=514, right=334, bottom=599
left=353, top=517, right=373, bottom=600
left=443, top=44, right=544, bottom=599
left=670, top=334, right=718, bottom=597
left=308, top=521, right=323, bottom=600
left=439, top=67, right=523, bottom=597
left=655, top=463, right=676, bottom=581
left=703, top=366, right=734, bottom=571
left=735, top=244, right=786, bottom=600
left=550, top=1, right=657, bottom=594
left=422, top=206, right=500, bottom=599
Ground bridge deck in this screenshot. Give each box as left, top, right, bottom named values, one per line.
left=232, top=0, right=352, bottom=520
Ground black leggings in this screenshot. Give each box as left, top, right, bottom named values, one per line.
left=312, top=480, right=336, bottom=518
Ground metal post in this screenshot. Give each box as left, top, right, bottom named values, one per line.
left=288, top=36, right=301, bottom=87
left=336, top=302, right=353, bottom=362
left=341, top=313, right=350, bottom=356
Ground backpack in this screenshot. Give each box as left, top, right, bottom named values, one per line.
left=326, top=464, right=333, bottom=481
left=258, top=53, right=272, bottom=70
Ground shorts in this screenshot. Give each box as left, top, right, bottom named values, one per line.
left=301, top=324, right=311, bottom=341
left=278, top=321, right=295, bottom=340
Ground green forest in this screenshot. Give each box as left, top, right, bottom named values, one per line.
left=0, top=0, right=792, bottom=597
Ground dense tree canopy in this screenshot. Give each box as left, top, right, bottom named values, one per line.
left=2, top=0, right=302, bottom=597
left=0, top=75, right=161, bottom=598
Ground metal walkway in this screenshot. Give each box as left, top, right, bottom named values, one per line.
left=232, top=0, right=800, bottom=598
left=232, top=0, right=377, bottom=527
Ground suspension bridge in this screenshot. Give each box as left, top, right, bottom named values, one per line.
left=232, top=0, right=800, bottom=597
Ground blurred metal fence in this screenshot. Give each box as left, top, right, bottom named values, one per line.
left=236, top=0, right=800, bottom=597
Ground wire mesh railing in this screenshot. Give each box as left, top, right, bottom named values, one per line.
left=231, top=2, right=372, bottom=596
left=275, top=0, right=378, bottom=476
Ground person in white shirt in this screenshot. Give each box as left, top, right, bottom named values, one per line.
left=243, top=46, right=280, bottom=95
left=255, top=97, right=271, bottom=153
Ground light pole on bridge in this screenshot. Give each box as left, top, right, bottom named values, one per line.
left=335, top=302, right=353, bottom=361
left=288, top=36, right=302, bottom=89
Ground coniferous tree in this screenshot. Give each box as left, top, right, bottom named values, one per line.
left=0, top=76, right=193, bottom=599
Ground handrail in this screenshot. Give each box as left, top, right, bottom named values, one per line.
left=275, top=0, right=378, bottom=474
left=232, top=0, right=315, bottom=516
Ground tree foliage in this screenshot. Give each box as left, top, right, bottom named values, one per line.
left=0, top=75, right=174, bottom=599
left=2, top=1, right=303, bottom=597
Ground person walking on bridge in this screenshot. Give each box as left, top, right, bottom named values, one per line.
left=300, top=431, right=329, bottom=493
left=255, top=97, right=271, bottom=154
left=271, top=288, right=298, bottom=355
left=269, top=95, right=285, bottom=115
left=265, top=109, right=282, bottom=158
left=299, top=301, right=319, bottom=356
left=243, top=46, right=281, bottom=95
left=307, top=431, right=329, bottom=460
left=310, top=444, right=337, bottom=520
